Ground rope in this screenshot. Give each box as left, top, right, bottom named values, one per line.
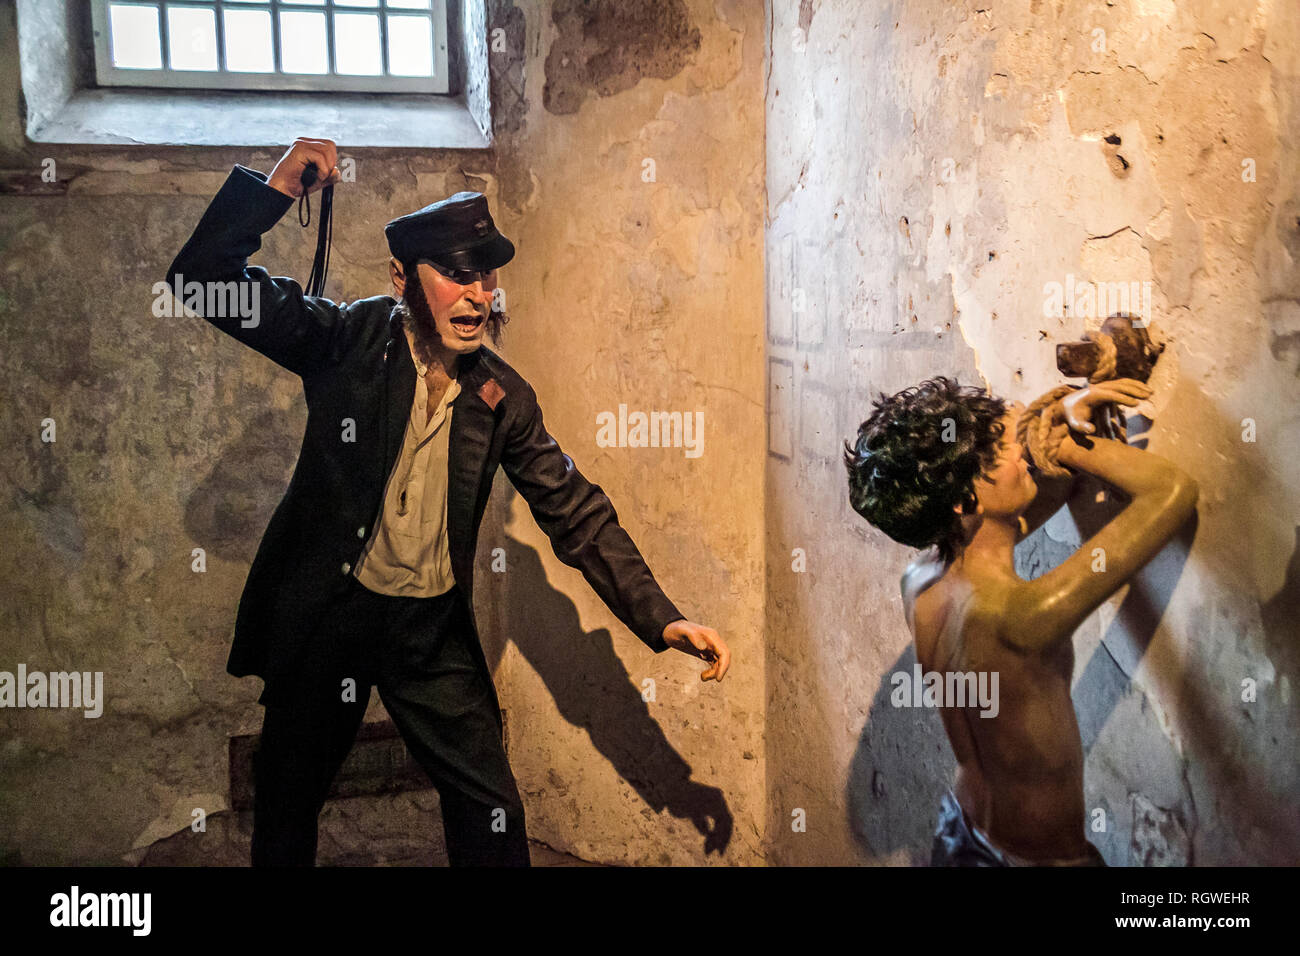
left=1087, top=328, right=1117, bottom=382
left=1015, top=329, right=1128, bottom=477
left=1016, top=384, right=1077, bottom=478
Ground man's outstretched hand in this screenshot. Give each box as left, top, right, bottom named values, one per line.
left=662, top=621, right=730, bottom=682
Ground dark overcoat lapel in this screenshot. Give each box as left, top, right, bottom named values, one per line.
left=447, top=349, right=505, bottom=591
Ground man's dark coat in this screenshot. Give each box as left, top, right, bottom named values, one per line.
left=165, top=165, right=682, bottom=697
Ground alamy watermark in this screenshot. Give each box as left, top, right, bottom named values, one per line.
left=595, top=404, right=703, bottom=459
left=890, top=663, right=999, bottom=718
left=50, top=886, right=150, bottom=936
left=1, top=665, right=103, bottom=718
left=1042, top=274, right=1151, bottom=325
left=153, top=274, right=261, bottom=328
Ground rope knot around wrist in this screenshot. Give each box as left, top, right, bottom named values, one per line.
left=1016, top=384, right=1078, bottom=478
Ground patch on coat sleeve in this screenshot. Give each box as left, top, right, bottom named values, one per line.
left=478, top=377, right=506, bottom=410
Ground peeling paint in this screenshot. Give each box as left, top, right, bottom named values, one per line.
left=543, top=0, right=702, bottom=114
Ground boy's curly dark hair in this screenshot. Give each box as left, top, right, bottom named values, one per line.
left=843, top=376, right=1009, bottom=564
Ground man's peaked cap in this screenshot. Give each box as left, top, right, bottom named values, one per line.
left=385, top=191, right=515, bottom=272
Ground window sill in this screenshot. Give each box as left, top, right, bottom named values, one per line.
left=26, top=87, right=492, bottom=149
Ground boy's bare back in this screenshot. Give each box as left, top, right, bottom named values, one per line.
left=903, top=552, right=1090, bottom=861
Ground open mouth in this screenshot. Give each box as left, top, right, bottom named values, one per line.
left=450, top=312, right=485, bottom=334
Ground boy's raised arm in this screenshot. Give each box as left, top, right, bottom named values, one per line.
left=1013, top=433, right=1198, bottom=649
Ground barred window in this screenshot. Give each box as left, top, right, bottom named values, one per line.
left=91, top=0, right=449, bottom=94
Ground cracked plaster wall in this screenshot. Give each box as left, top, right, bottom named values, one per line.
left=0, top=0, right=765, bottom=865
left=765, top=0, right=1299, bottom=865
left=5, top=0, right=1287, bottom=869
left=488, top=0, right=766, bottom=865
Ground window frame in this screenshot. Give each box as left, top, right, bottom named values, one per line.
left=89, top=0, right=450, bottom=95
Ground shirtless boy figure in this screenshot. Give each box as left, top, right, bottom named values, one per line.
left=844, top=376, right=1198, bottom=866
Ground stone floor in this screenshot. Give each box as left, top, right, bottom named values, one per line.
left=130, top=790, right=601, bottom=867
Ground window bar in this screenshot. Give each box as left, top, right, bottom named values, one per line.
left=159, top=2, right=172, bottom=71
left=213, top=0, right=228, bottom=76
left=325, top=0, right=337, bottom=78
left=269, top=0, right=282, bottom=76
left=378, top=0, right=390, bottom=78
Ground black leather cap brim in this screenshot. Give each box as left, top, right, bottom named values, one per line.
left=431, top=234, right=515, bottom=272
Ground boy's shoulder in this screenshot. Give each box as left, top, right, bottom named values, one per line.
left=903, top=552, right=1015, bottom=634
left=901, top=549, right=945, bottom=604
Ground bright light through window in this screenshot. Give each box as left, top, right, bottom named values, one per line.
left=224, top=8, right=274, bottom=73
left=93, top=0, right=447, bottom=93
left=334, top=12, right=383, bottom=75
left=279, top=10, right=329, bottom=74
left=108, top=4, right=162, bottom=70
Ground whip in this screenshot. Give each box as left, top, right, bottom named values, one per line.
left=297, top=162, right=334, bottom=298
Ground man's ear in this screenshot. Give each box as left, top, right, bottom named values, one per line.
left=389, top=257, right=406, bottom=299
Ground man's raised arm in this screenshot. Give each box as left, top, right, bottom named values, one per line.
left=161, top=138, right=348, bottom=378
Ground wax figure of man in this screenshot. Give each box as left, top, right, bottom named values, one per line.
left=165, top=137, right=730, bottom=866
left=843, top=376, right=1197, bottom=866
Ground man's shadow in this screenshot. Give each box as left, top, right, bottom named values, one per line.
left=846, top=416, right=1197, bottom=863
left=479, top=536, right=732, bottom=856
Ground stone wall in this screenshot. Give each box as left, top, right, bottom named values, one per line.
left=0, top=0, right=765, bottom=865
left=484, top=0, right=766, bottom=865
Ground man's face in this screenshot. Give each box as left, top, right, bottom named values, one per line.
left=972, top=404, right=1037, bottom=516
left=402, top=260, right=499, bottom=356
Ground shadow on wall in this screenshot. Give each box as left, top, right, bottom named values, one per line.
left=1093, top=397, right=1300, bottom=864
left=490, top=538, right=732, bottom=857
left=846, top=416, right=1198, bottom=866
left=1261, top=525, right=1300, bottom=727
left=1069, top=480, right=1197, bottom=865
left=846, top=640, right=955, bottom=865
left=183, top=408, right=300, bottom=563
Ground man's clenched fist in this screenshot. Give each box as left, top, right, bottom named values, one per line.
left=266, top=137, right=343, bottom=200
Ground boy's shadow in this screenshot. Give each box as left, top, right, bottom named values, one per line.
left=846, top=641, right=955, bottom=863
left=480, top=537, right=732, bottom=857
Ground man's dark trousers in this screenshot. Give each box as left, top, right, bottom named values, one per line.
left=250, top=575, right=530, bottom=866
